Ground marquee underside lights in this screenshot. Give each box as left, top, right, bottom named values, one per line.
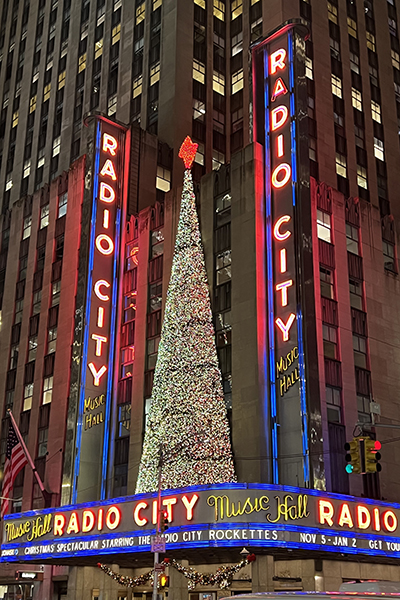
left=3, top=484, right=400, bottom=563
left=252, top=21, right=323, bottom=487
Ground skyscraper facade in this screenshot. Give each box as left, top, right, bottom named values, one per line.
left=2, top=0, right=400, bottom=598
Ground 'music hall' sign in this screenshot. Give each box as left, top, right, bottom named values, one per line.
left=2, top=484, right=400, bottom=562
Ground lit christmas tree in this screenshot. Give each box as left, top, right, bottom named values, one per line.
left=135, top=137, right=236, bottom=493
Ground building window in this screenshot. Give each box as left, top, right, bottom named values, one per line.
left=53, top=136, right=61, bottom=157
left=43, top=83, right=51, bottom=102
left=347, top=17, right=357, bottom=37
left=58, top=70, right=66, bottom=89
left=112, top=25, right=121, bottom=47
left=58, top=192, right=68, bottom=218
left=213, top=71, right=225, bottom=95
left=213, top=0, right=225, bottom=20
left=317, top=209, right=331, bottom=243
left=14, top=299, right=24, bottom=324
left=47, top=327, right=57, bottom=353
left=108, top=95, right=117, bottom=116
left=133, top=75, right=142, bottom=98
left=151, top=229, right=164, bottom=258
left=19, top=257, right=28, bottom=281
left=231, top=32, right=243, bottom=56
left=194, top=0, right=206, bottom=6
left=371, top=100, right=381, bottom=123
left=136, top=2, right=145, bottom=23
left=305, top=56, right=313, bottom=79
left=32, top=291, right=41, bottom=315
left=353, top=334, right=367, bottom=369
left=146, top=336, right=160, bottom=369
left=118, top=403, right=131, bottom=437
left=320, top=266, right=334, bottom=299
left=29, top=95, right=37, bottom=113
left=10, top=345, right=19, bottom=370
left=22, top=216, right=32, bottom=239
left=366, top=31, right=375, bottom=51
left=326, top=386, right=341, bottom=423
left=383, top=240, right=396, bottom=272
left=212, top=150, right=225, bottom=170
left=357, top=394, right=371, bottom=423
left=215, top=250, right=231, bottom=286
left=37, top=245, right=46, bottom=271
left=357, top=165, right=368, bottom=189
left=391, top=49, right=400, bottom=70
left=149, top=282, right=162, bottom=312
left=37, top=427, right=48, bottom=456
left=95, top=39, right=103, bottom=59
left=23, top=383, right=34, bottom=411
left=309, top=137, right=317, bottom=162
left=42, top=376, right=53, bottom=404
left=351, top=87, right=362, bottom=111
left=323, top=324, right=338, bottom=359
left=346, top=223, right=359, bottom=255
left=12, top=111, right=19, bottom=127
left=78, top=53, right=87, bottom=72
left=335, top=153, right=347, bottom=177
left=349, top=278, right=363, bottom=310
left=194, top=142, right=205, bottom=165
left=156, top=166, right=171, bottom=192
left=374, top=137, right=384, bottom=161
left=193, top=59, right=205, bottom=84
left=121, top=346, right=134, bottom=378
left=327, top=2, right=338, bottom=23
left=40, top=204, right=50, bottom=229
left=124, top=291, right=137, bottom=322
left=350, top=52, right=359, bottom=73
left=51, top=280, right=61, bottom=306
left=5, top=177, right=13, bottom=191
left=150, top=61, right=160, bottom=86
left=23, top=160, right=31, bottom=178
left=231, top=69, right=243, bottom=94
left=331, top=74, right=342, bottom=97
left=231, top=0, right=242, bottom=18
left=354, top=125, right=364, bottom=149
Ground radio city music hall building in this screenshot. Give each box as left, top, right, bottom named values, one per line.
left=1, top=0, right=400, bottom=599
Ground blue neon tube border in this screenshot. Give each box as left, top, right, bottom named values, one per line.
left=72, top=121, right=101, bottom=503
left=263, top=47, right=279, bottom=485
left=288, top=30, right=310, bottom=486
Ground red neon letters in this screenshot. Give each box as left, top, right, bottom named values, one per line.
left=88, top=131, right=120, bottom=387
left=270, top=47, right=296, bottom=343
left=318, top=500, right=398, bottom=533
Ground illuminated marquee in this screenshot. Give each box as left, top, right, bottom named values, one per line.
left=3, top=484, right=400, bottom=562
left=74, top=118, right=129, bottom=504
left=252, top=21, right=323, bottom=488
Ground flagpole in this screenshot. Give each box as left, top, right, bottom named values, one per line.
left=7, top=410, right=49, bottom=498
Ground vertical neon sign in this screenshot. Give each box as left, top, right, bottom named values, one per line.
left=253, top=21, right=324, bottom=488
left=73, top=117, right=128, bottom=503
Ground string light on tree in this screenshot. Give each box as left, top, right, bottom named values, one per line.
left=135, top=136, right=236, bottom=493
left=97, top=555, right=256, bottom=590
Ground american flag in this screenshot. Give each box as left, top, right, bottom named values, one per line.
left=1, top=422, right=27, bottom=518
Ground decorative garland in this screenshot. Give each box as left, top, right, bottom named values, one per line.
left=98, top=553, right=256, bottom=591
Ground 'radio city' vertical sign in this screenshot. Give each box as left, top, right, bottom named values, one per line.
left=74, top=117, right=129, bottom=503
left=252, top=21, right=324, bottom=489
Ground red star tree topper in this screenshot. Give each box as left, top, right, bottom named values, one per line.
left=179, top=136, right=198, bottom=169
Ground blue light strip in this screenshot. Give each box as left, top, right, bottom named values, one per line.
left=288, top=30, right=310, bottom=487
left=264, top=48, right=279, bottom=485
left=72, top=122, right=102, bottom=504
left=101, top=201, right=121, bottom=498
left=6, top=520, right=400, bottom=562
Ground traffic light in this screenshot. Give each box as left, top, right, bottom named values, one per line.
left=344, top=439, right=361, bottom=474
left=364, top=438, right=382, bottom=473
left=159, top=574, right=169, bottom=588
left=160, top=510, right=169, bottom=534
